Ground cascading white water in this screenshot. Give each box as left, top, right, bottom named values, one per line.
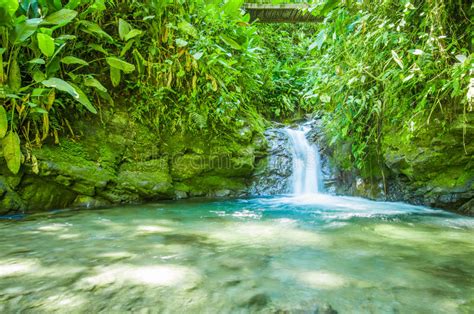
left=285, top=126, right=324, bottom=195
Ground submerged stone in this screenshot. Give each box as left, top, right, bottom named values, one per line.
left=245, top=293, right=270, bottom=309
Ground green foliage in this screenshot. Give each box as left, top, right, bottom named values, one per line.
left=0, top=106, right=7, bottom=138
left=120, top=0, right=266, bottom=135
left=303, top=0, right=473, bottom=169
left=256, top=23, right=317, bottom=119
left=2, top=131, right=21, bottom=174
left=37, top=33, right=55, bottom=57
left=3, top=0, right=467, bottom=178
left=0, top=0, right=270, bottom=173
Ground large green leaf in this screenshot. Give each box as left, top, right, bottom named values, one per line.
left=37, top=33, right=55, bottom=57
left=2, top=131, right=21, bottom=174
left=61, top=56, right=88, bottom=66
left=220, top=35, right=241, bottom=50
left=84, top=76, right=107, bottom=92
left=42, top=78, right=97, bottom=113
left=41, top=77, right=79, bottom=98
left=106, top=57, right=135, bottom=73
left=118, top=18, right=131, bottom=40
left=0, top=106, right=7, bottom=139
left=309, top=30, right=327, bottom=51
left=0, top=48, right=4, bottom=83
left=14, top=18, right=42, bottom=43
left=110, top=67, right=121, bottom=87
left=28, top=58, right=46, bottom=64
left=124, top=29, right=142, bottom=41
left=178, top=21, right=197, bottom=38
left=8, top=59, right=21, bottom=91
left=88, top=43, right=108, bottom=55
left=79, top=20, right=113, bottom=42
left=317, top=0, right=341, bottom=16
left=43, top=9, right=77, bottom=25
left=0, top=0, right=18, bottom=25
left=69, top=83, right=97, bottom=114
left=0, top=0, right=18, bottom=17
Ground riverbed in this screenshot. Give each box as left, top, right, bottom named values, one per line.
left=0, top=195, right=473, bottom=313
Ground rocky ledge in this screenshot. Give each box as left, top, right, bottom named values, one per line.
left=0, top=109, right=265, bottom=214
left=307, top=116, right=474, bottom=216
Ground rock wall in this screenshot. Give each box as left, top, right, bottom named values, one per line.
left=249, top=127, right=293, bottom=195
left=308, top=115, right=474, bottom=216
left=0, top=109, right=265, bottom=214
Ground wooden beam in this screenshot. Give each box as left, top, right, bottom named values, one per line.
left=242, top=3, right=321, bottom=23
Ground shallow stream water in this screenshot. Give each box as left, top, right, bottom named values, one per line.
left=0, top=195, right=473, bottom=313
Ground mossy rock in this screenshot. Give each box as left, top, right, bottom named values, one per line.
left=171, top=154, right=208, bottom=180
left=116, top=159, right=173, bottom=198
left=19, top=177, right=77, bottom=210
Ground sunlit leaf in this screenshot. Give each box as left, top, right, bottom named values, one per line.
left=14, top=18, right=42, bottom=43
left=2, top=131, right=21, bottom=174
left=8, top=59, right=21, bottom=91
left=178, top=21, right=198, bottom=38
left=69, top=82, right=97, bottom=114
left=43, top=9, right=77, bottom=25
left=192, top=51, right=204, bottom=60
left=391, top=50, right=404, bottom=69
left=118, top=18, right=131, bottom=40
left=61, top=56, right=88, bottom=66
left=124, top=29, right=142, bottom=41
left=403, top=74, right=414, bottom=82
left=84, top=76, right=107, bottom=92
left=455, top=54, right=467, bottom=64
left=37, top=33, right=55, bottom=57
left=0, top=106, right=7, bottom=139
left=79, top=20, right=113, bottom=42
left=410, top=49, right=424, bottom=55
left=28, top=58, right=45, bottom=64
left=110, top=67, right=121, bottom=87
left=106, top=57, right=135, bottom=73
left=0, top=0, right=19, bottom=18
left=41, top=78, right=79, bottom=99
left=220, top=35, right=241, bottom=50
left=309, top=30, right=326, bottom=51
left=175, top=38, right=188, bottom=47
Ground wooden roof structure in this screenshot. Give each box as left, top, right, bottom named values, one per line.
left=242, top=3, right=321, bottom=23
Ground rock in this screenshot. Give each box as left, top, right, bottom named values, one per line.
left=249, top=128, right=293, bottom=195
left=458, top=198, right=474, bottom=215
left=171, top=154, right=207, bottom=180
left=214, top=189, right=231, bottom=198
left=72, top=182, right=96, bottom=196
left=174, top=190, right=188, bottom=199
left=0, top=106, right=264, bottom=212
left=73, top=195, right=110, bottom=208
left=314, top=304, right=338, bottom=314
left=18, top=176, right=77, bottom=211
left=310, top=112, right=474, bottom=215
left=244, top=293, right=270, bottom=309
left=0, top=179, right=7, bottom=198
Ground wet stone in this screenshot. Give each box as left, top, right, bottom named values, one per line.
left=245, top=293, right=271, bottom=309
left=314, top=304, right=338, bottom=314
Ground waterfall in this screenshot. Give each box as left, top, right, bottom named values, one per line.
left=285, top=126, right=324, bottom=195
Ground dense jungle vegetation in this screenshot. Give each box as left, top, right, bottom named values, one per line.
left=0, top=0, right=472, bottom=177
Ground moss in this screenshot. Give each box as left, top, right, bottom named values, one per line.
left=116, top=159, right=173, bottom=198
left=186, top=176, right=247, bottom=194
left=0, top=192, right=24, bottom=213
left=1, top=105, right=262, bottom=212
left=171, top=154, right=208, bottom=180
left=34, top=144, right=115, bottom=187
left=19, top=177, right=77, bottom=210
left=173, top=182, right=191, bottom=192
left=58, top=141, right=90, bottom=160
